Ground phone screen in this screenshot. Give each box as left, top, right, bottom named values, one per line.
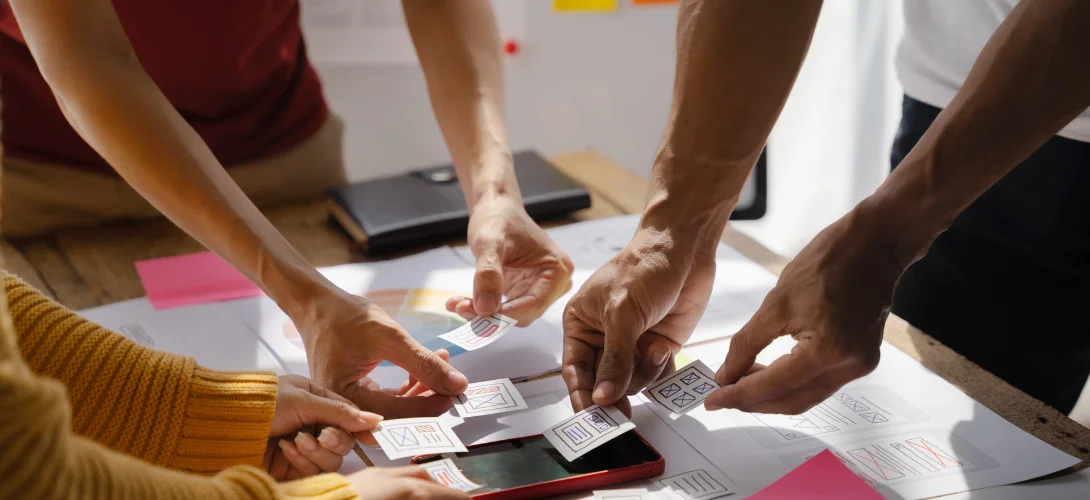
left=413, top=432, right=660, bottom=493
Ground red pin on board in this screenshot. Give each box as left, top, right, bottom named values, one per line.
left=504, top=38, right=519, bottom=56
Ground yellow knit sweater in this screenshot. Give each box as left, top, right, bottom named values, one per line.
left=0, top=273, right=361, bottom=499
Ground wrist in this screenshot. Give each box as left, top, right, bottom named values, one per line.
left=639, top=189, right=732, bottom=262
left=467, top=150, right=522, bottom=210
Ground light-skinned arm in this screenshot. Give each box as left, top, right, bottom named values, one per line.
left=403, top=0, right=573, bottom=326
left=10, top=0, right=467, bottom=418
left=562, top=0, right=825, bottom=413
left=708, top=0, right=1090, bottom=414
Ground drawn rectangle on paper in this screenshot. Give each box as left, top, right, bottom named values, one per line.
left=544, top=405, right=635, bottom=462
left=657, top=469, right=732, bottom=499
left=421, top=458, right=481, bottom=492
left=453, top=378, right=528, bottom=418
left=780, top=429, right=999, bottom=487
left=643, top=360, right=721, bottom=415
left=592, top=488, right=656, bottom=500
left=372, top=417, right=467, bottom=460
left=439, top=314, right=516, bottom=351
left=730, top=386, right=930, bottom=448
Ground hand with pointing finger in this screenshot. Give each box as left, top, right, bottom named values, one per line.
left=296, top=289, right=468, bottom=420
left=562, top=228, right=716, bottom=416
left=704, top=210, right=898, bottom=414
left=447, top=195, right=573, bottom=325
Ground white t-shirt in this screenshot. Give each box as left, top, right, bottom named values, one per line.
left=896, top=0, right=1090, bottom=142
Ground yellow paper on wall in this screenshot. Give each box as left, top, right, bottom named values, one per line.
left=554, top=0, right=617, bottom=12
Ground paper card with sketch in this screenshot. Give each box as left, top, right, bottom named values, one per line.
left=371, top=417, right=467, bottom=460
left=452, top=378, right=529, bottom=418
left=544, top=404, right=635, bottom=462
left=439, top=314, right=516, bottom=351
left=642, top=359, right=721, bottom=416
left=420, top=458, right=482, bottom=492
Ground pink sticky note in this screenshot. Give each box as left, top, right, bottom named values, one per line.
left=135, top=251, right=263, bottom=310
left=749, top=449, right=885, bottom=500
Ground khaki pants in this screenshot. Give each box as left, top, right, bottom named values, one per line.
left=1, top=116, right=347, bottom=238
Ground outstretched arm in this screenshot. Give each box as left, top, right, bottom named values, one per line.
left=710, top=0, right=1090, bottom=415
left=562, top=0, right=824, bottom=412
left=10, top=0, right=466, bottom=417
left=404, top=0, right=574, bottom=325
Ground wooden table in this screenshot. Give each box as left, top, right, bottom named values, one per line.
left=3, top=150, right=1088, bottom=478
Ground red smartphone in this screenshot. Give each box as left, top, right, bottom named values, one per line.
left=410, top=431, right=664, bottom=499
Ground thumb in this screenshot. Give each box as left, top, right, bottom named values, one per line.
left=717, top=306, right=782, bottom=385
left=592, top=321, right=639, bottom=407
left=385, top=337, right=468, bottom=396
left=296, top=384, right=384, bottom=433
left=473, top=242, right=505, bottom=317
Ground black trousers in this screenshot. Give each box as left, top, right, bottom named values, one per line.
left=891, top=96, right=1090, bottom=414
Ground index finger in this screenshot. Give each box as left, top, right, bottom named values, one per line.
left=343, top=384, right=453, bottom=419
left=562, top=334, right=599, bottom=412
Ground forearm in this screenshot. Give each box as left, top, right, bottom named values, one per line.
left=860, top=0, right=1090, bottom=267
left=643, top=0, right=823, bottom=256
left=403, top=0, right=518, bottom=209
left=12, top=0, right=335, bottom=320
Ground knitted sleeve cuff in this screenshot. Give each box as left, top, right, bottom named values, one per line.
left=171, top=367, right=279, bottom=473
left=279, top=473, right=361, bottom=500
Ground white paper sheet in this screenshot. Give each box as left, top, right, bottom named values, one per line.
left=453, top=378, right=529, bottom=418
left=224, top=247, right=564, bottom=389
left=80, top=299, right=287, bottom=374
left=640, top=338, right=1081, bottom=499
left=464, top=215, right=778, bottom=346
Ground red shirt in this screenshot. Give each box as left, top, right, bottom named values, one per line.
left=0, top=0, right=328, bottom=174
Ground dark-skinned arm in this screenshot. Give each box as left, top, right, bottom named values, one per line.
left=562, top=0, right=824, bottom=413
left=710, top=0, right=1090, bottom=415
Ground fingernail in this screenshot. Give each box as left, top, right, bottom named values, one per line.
left=295, top=432, right=319, bottom=452
left=318, top=428, right=339, bottom=448
left=475, top=294, right=498, bottom=313
left=278, top=439, right=297, bottom=457
left=446, top=370, right=468, bottom=392
left=593, top=381, right=616, bottom=401
left=651, top=347, right=670, bottom=366
left=357, top=410, right=383, bottom=425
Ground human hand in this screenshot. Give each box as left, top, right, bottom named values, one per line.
left=293, top=291, right=469, bottom=419
left=705, top=209, right=898, bottom=414
left=447, top=196, right=573, bottom=325
left=347, top=466, right=470, bottom=499
left=562, top=229, right=716, bottom=415
left=265, top=375, right=381, bottom=480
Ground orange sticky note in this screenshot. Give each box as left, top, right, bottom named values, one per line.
left=135, top=251, right=263, bottom=310
left=554, top=0, right=617, bottom=12
left=748, top=450, right=884, bottom=499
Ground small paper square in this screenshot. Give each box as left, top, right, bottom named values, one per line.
left=544, top=405, right=635, bottom=462
left=439, top=314, right=516, bottom=351
left=372, top=417, right=467, bottom=460
left=453, top=378, right=529, bottom=418
left=643, top=360, right=721, bottom=415
left=421, top=458, right=482, bottom=492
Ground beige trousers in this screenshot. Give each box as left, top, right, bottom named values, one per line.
left=1, top=116, right=347, bottom=238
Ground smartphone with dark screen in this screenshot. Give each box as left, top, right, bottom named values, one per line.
left=410, top=431, right=664, bottom=499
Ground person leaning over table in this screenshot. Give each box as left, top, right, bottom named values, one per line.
left=1, top=0, right=573, bottom=419
left=562, top=0, right=1090, bottom=416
